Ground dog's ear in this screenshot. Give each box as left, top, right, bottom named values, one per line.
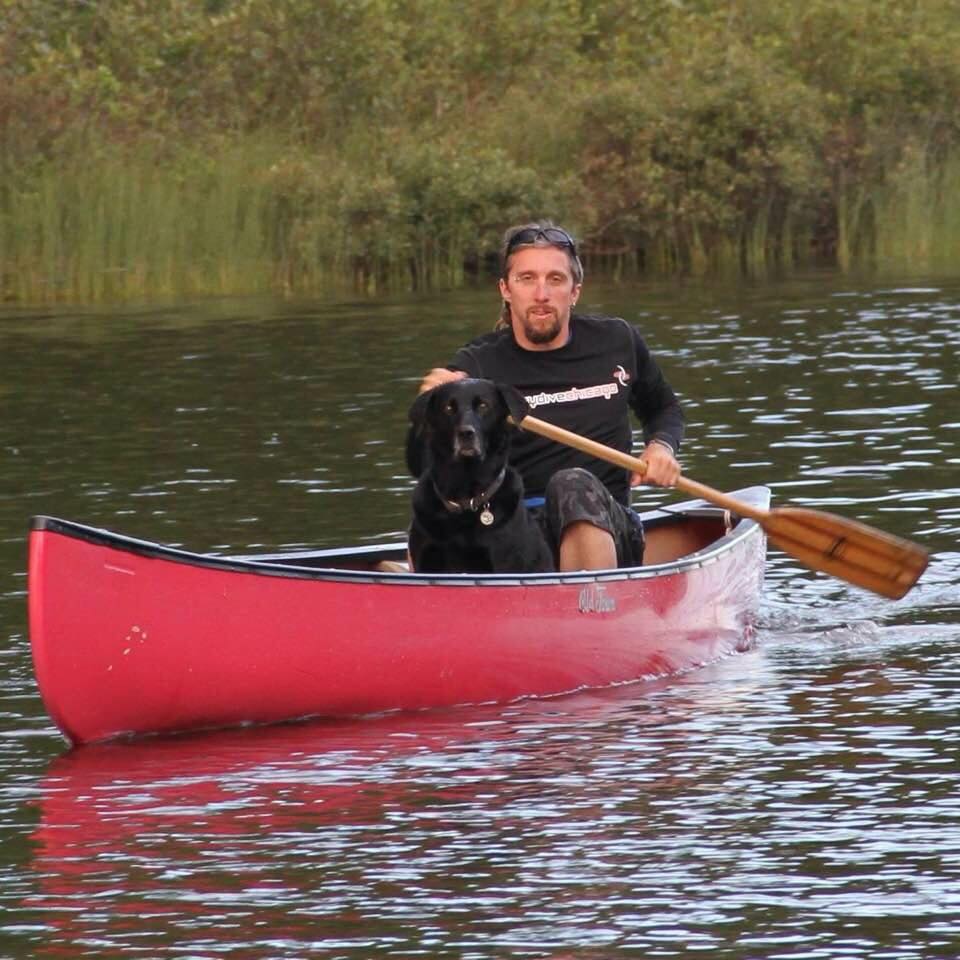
left=405, top=388, right=436, bottom=478
left=495, top=383, right=530, bottom=425
left=407, top=387, right=435, bottom=430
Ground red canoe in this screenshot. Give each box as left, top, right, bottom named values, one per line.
left=28, top=487, right=769, bottom=745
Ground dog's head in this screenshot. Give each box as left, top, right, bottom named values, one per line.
left=406, top=379, right=529, bottom=478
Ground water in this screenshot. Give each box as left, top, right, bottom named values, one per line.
left=1, top=273, right=959, bottom=958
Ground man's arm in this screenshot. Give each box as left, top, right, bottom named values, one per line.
left=627, top=327, right=685, bottom=487
left=418, top=368, right=467, bottom=393
left=418, top=341, right=485, bottom=394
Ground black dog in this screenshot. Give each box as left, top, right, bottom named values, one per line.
left=406, top=379, right=554, bottom=574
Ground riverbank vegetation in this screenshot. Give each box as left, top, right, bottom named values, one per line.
left=2, top=0, right=959, bottom=301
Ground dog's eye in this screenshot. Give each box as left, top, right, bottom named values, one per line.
left=443, top=401, right=456, bottom=415
left=475, top=400, right=489, bottom=413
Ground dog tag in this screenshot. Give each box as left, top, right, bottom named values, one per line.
left=479, top=508, right=495, bottom=526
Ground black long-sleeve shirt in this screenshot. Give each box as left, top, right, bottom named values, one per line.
left=449, top=314, right=685, bottom=504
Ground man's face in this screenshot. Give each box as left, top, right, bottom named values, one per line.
left=498, top=246, right=581, bottom=350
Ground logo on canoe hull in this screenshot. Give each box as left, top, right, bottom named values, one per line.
left=578, top=583, right=616, bottom=614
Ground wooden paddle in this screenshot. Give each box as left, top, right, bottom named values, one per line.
left=512, top=413, right=929, bottom=600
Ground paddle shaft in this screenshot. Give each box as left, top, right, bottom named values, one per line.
left=513, top=414, right=769, bottom=521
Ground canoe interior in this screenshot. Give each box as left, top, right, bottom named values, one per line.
left=231, top=505, right=738, bottom=573
left=29, top=486, right=770, bottom=586
left=643, top=511, right=733, bottom=566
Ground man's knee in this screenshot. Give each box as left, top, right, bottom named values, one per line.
left=545, top=467, right=607, bottom=506
left=544, top=467, right=643, bottom=569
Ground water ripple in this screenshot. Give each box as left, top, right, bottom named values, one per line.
left=1, top=278, right=959, bottom=958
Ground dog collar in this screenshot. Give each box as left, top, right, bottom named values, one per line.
left=434, top=467, right=507, bottom=524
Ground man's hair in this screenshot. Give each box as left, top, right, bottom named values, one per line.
left=496, top=220, right=584, bottom=330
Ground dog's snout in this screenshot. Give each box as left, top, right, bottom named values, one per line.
left=453, top=420, right=484, bottom=458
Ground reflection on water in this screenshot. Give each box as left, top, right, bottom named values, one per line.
left=2, top=273, right=960, bottom=957
left=22, top=644, right=960, bottom=958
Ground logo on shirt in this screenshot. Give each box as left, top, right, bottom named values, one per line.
left=613, top=364, right=630, bottom=386
left=524, top=382, right=620, bottom=409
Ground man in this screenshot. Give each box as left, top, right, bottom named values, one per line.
left=419, top=221, right=684, bottom=571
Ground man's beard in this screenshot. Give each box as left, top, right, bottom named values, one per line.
left=520, top=307, right=563, bottom=345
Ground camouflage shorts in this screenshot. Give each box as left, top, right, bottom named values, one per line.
left=530, top=467, right=645, bottom=568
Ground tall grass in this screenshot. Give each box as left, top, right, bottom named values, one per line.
left=0, top=134, right=550, bottom=303
left=2, top=137, right=959, bottom=304
left=1, top=142, right=285, bottom=302
left=870, top=149, right=960, bottom=272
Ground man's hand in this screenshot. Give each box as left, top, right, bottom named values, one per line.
left=419, top=368, right=467, bottom=394
left=630, top=441, right=681, bottom=487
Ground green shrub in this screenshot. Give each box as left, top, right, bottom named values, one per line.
left=3, top=0, right=960, bottom=300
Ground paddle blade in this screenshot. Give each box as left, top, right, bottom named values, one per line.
left=763, top=507, right=929, bottom=600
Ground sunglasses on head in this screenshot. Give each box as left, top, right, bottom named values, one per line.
left=505, top=227, right=578, bottom=256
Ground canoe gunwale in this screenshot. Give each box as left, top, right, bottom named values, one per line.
left=28, top=486, right=770, bottom=587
